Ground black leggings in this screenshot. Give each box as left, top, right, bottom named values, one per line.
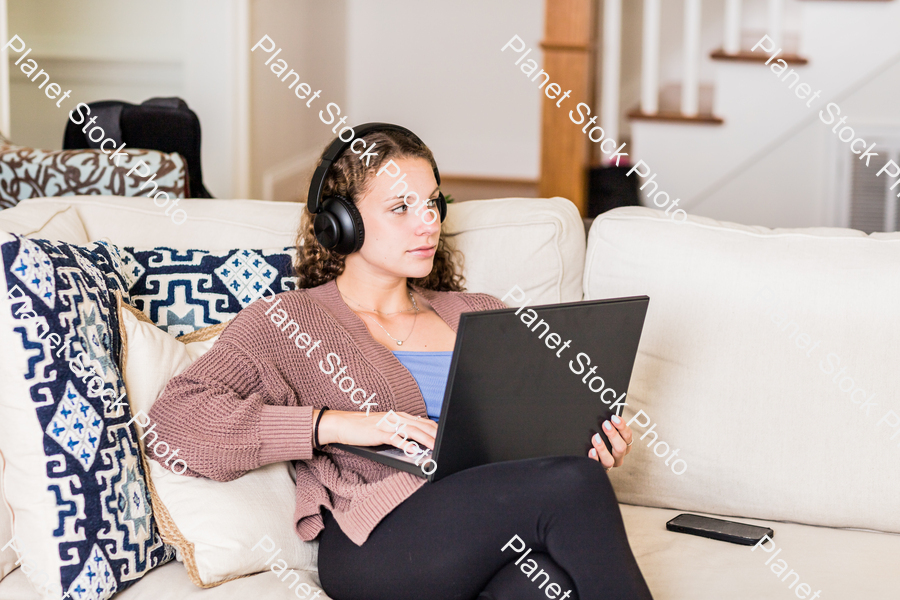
left=317, top=456, right=653, bottom=600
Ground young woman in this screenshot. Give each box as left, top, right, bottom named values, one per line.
left=148, top=126, right=653, bottom=600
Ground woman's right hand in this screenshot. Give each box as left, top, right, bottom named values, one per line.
left=315, top=409, right=438, bottom=452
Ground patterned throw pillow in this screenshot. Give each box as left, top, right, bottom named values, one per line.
left=119, top=246, right=298, bottom=336
left=0, top=233, right=173, bottom=600
left=0, top=144, right=188, bottom=210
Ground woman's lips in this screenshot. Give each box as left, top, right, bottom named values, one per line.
left=408, top=245, right=437, bottom=257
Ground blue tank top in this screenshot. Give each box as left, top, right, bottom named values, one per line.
left=391, top=351, right=453, bottom=422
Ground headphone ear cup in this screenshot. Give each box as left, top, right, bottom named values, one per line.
left=315, top=196, right=365, bottom=254
left=436, top=192, right=447, bottom=222
left=313, top=210, right=340, bottom=250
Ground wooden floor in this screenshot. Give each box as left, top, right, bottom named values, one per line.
left=440, top=174, right=595, bottom=237
left=440, top=175, right=539, bottom=203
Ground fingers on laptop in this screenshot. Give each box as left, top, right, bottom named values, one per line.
left=590, top=419, right=628, bottom=468
left=385, top=411, right=437, bottom=451
left=609, top=413, right=633, bottom=456
left=394, top=411, right=438, bottom=436
left=589, top=432, right=615, bottom=469
left=603, top=419, right=629, bottom=465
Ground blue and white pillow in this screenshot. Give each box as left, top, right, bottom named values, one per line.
left=119, top=246, right=298, bottom=336
left=0, top=233, right=173, bottom=600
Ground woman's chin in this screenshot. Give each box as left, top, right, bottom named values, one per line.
left=402, top=260, right=435, bottom=280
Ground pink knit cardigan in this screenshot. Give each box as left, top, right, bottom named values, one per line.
left=148, top=279, right=507, bottom=545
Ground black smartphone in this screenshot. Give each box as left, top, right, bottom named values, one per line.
left=666, top=513, right=774, bottom=546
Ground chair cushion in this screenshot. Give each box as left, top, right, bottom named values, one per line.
left=0, top=145, right=187, bottom=210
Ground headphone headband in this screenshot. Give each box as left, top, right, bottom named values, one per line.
left=306, top=122, right=446, bottom=255
left=307, top=122, right=441, bottom=215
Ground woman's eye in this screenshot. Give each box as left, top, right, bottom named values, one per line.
left=391, top=198, right=437, bottom=213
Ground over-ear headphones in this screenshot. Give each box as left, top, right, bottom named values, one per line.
left=306, top=122, right=447, bottom=255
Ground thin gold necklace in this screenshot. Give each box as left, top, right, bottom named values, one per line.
left=340, top=288, right=420, bottom=346
left=340, top=288, right=417, bottom=316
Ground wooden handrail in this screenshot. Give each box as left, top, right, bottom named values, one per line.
left=539, top=0, right=595, bottom=216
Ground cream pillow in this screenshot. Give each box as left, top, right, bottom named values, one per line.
left=0, top=203, right=89, bottom=244
left=0, top=451, right=17, bottom=582
left=24, top=205, right=90, bottom=242
left=118, top=300, right=317, bottom=588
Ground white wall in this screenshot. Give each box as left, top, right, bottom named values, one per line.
left=7, top=0, right=184, bottom=150
left=6, top=0, right=248, bottom=198
left=183, top=0, right=250, bottom=199
left=345, top=0, right=543, bottom=180
left=250, top=0, right=348, bottom=202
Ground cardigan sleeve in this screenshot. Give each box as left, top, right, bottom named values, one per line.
left=463, top=292, right=509, bottom=312
left=147, top=338, right=315, bottom=481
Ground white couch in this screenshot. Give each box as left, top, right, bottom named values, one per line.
left=1, top=196, right=897, bottom=599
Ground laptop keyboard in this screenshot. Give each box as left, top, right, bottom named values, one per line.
left=377, top=446, right=433, bottom=464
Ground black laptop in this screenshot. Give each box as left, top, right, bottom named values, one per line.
left=332, top=295, right=649, bottom=482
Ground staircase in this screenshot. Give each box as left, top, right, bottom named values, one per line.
left=620, top=0, right=900, bottom=229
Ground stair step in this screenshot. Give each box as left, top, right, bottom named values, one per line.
left=628, top=83, right=723, bottom=124
left=627, top=109, right=724, bottom=125
left=711, top=48, right=809, bottom=64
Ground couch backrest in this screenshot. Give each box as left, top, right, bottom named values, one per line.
left=586, top=207, right=900, bottom=534
left=0, top=195, right=585, bottom=305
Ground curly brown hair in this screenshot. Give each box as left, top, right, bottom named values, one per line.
left=294, top=128, right=465, bottom=292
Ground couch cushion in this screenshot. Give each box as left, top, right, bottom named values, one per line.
left=0, top=452, right=16, bottom=582
left=0, top=196, right=586, bottom=304
left=586, top=207, right=900, bottom=533
left=0, top=234, right=172, bottom=599
left=0, top=559, right=329, bottom=600
left=620, top=504, right=900, bottom=599
left=0, top=197, right=302, bottom=249
left=442, top=197, right=585, bottom=304
left=4, top=503, right=893, bottom=600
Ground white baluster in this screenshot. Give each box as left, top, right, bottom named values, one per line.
left=681, top=0, right=702, bottom=117
left=768, top=0, right=784, bottom=50
left=885, top=151, right=899, bottom=232
left=601, top=0, right=622, bottom=153
left=723, top=0, right=742, bottom=55
left=640, top=0, right=661, bottom=115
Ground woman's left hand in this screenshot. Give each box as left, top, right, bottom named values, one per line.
left=588, top=414, right=633, bottom=472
